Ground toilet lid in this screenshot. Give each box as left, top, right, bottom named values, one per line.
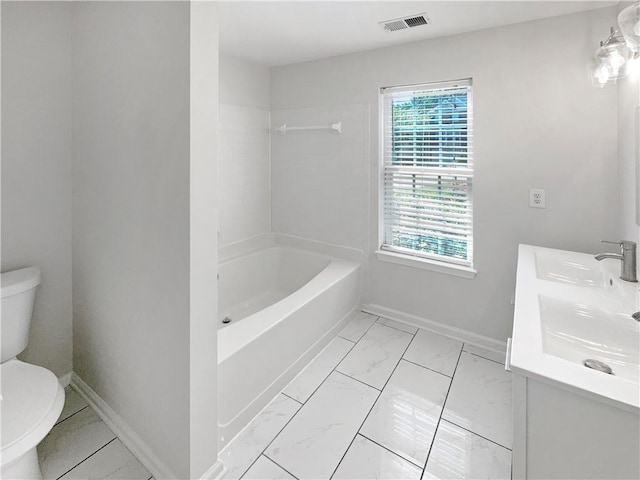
left=1, top=359, right=64, bottom=463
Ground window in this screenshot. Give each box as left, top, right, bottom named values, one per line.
left=380, top=79, right=473, bottom=270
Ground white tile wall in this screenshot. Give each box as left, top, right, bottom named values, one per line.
left=219, top=104, right=271, bottom=247
left=270, top=104, right=369, bottom=251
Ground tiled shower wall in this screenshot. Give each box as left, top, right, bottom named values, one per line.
left=270, top=104, right=370, bottom=252
left=218, top=104, right=270, bottom=247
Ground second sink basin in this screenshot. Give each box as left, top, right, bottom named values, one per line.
left=535, top=249, right=607, bottom=287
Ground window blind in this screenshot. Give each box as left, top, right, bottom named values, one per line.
left=381, top=79, right=473, bottom=266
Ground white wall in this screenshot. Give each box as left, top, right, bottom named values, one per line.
left=218, top=54, right=271, bottom=246
left=190, top=1, right=221, bottom=476
left=220, top=54, right=270, bottom=110
left=1, top=1, right=73, bottom=378
left=270, top=8, right=620, bottom=342
left=71, top=2, right=191, bottom=477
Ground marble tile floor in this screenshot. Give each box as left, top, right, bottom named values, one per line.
left=221, top=311, right=512, bottom=480
left=38, top=386, right=153, bottom=480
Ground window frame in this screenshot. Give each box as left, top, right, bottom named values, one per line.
left=377, top=79, right=476, bottom=278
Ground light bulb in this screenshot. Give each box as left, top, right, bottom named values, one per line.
left=594, top=61, right=613, bottom=85
left=607, top=48, right=626, bottom=69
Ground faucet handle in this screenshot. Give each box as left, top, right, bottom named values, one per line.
left=600, top=240, right=636, bottom=248
left=601, top=240, right=623, bottom=252
left=601, top=240, right=636, bottom=251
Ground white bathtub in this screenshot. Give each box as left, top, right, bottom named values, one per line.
left=217, top=245, right=361, bottom=448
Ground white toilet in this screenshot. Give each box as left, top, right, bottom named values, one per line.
left=1, top=267, right=65, bottom=479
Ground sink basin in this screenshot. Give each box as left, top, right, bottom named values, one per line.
left=539, top=295, right=640, bottom=384
left=535, top=249, right=607, bottom=287
left=512, top=244, right=640, bottom=410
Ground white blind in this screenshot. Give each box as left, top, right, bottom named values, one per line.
left=381, top=79, right=473, bottom=266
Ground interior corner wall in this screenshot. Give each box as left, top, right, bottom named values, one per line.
left=190, top=0, right=220, bottom=476
left=71, top=2, right=191, bottom=477
left=1, top=1, right=73, bottom=379
left=270, top=7, right=620, bottom=342
left=218, top=54, right=271, bottom=247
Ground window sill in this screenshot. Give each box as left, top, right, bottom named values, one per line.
left=375, top=250, right=477, bottom=279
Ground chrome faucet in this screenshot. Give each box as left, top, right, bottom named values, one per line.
left=595, top=240, right=637, bottom=282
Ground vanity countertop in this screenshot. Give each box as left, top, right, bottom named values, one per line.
left=511, top=244, right=640, bottom=413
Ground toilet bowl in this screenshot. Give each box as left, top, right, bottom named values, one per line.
left=1, top=267, right=65, bottom=479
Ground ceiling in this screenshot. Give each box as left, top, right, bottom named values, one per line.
left=219, top=1, right=616, bottom=67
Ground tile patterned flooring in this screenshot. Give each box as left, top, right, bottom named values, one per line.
left=38, top=387, right=152, bottom=480
left=221, top=312, right=512, bottom=480
left=39, top=311, right=511, bottom=479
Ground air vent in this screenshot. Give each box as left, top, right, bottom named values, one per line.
left=379, top=13, right=429, bottom=33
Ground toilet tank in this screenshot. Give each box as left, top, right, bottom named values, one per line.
left=1, top=267, right=41, bottom=363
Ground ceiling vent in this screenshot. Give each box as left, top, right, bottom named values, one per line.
left=379, top=13, right=429, bottom=33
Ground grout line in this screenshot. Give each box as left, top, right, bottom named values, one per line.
left=236, top=394, right=306, bottom=479
left=337, top=334, right=358, bottom=343
left=376, top=318, right=418, bottom=336
left=357, top=433, right=423, bottom=469
left=293, top=337, right=359, bottom=406
left=399, top=358, right=454, bottom=379
left=55, top=437, right=118, bottom=480
left=336, top=331, right=358, bottom=344
left=338, top=315, right=378, bottom=343
left=329, top=331, right=418, bottom=479
left=280, top=391, right=303, bottom=405
left=420, top=348, right=464, bottom=480
left=256, top=455, right=300, bottom=480
left=439, top=418, right=512, bottom=452
left=462, top=346, right=505, bottom=366
left=332, top=370, right=381, bottom=392
left=54, top=405, right=89, bottom=427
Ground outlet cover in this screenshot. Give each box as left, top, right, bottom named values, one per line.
left=529, top=189, right=546, bottom=208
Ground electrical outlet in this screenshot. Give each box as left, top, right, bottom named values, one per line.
left=529, top=189, right=546, bottom=208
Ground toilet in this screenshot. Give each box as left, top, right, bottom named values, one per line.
left=1, top=267, right=65, bottom=479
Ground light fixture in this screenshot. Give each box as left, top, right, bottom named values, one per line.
left=591, top=27, right=634, bottom=87
left=618, top=3, right=640, bottom=53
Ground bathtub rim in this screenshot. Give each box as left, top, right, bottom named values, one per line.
left=218, top=252, right=360, bottom=364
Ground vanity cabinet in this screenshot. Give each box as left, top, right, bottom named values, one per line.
left=511, top=371, right=639, bottom=480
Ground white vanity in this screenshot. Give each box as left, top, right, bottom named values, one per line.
left=510, top=245, right=640, bottom=479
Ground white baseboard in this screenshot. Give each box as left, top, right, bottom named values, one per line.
left=362, top=303, right=507, bottom=354
left=200, top=460, right=226, bottom=479
left=58, top=372, right=71, bottom=388
left=70, top=373, right=177, bottom=480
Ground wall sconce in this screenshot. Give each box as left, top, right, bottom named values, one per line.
left=618, top=3, right=640, bottom=53
left=592, top=4, right=640, bottom=87
left=592, top=27, right=633, bottom=87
